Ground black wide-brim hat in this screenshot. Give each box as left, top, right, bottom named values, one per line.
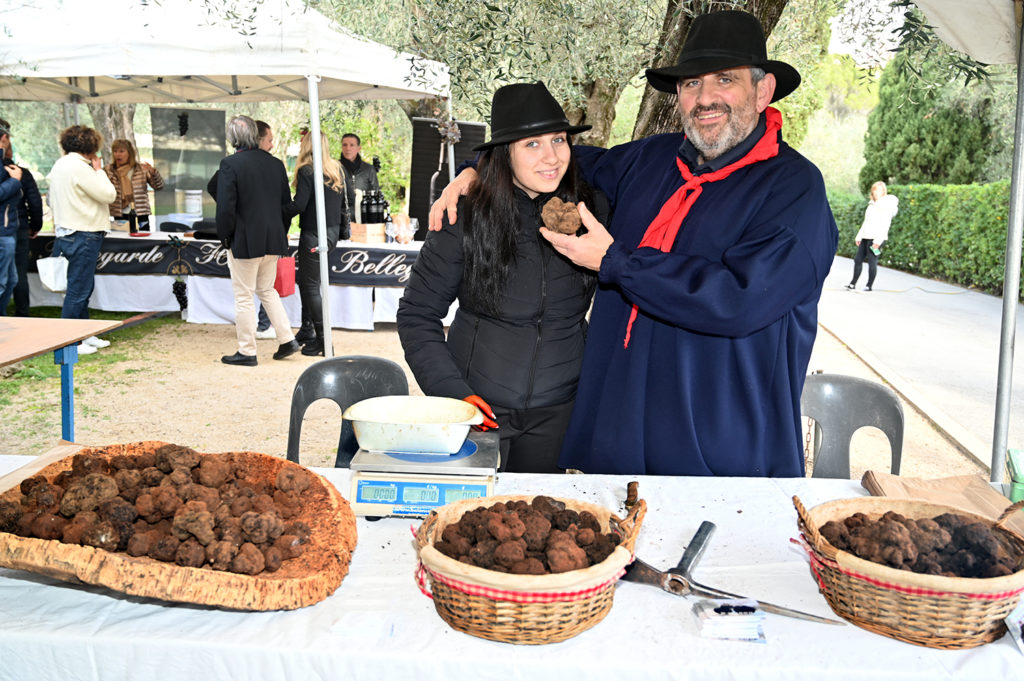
left=645, top=10, right=800, bottom=103
left=474, top=81, right=591, bottom=151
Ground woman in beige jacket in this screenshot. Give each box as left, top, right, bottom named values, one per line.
left=47, top=126, right=117, bottom=346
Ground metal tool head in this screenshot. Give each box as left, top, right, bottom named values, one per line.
left=669, top=520, right=716, bottom=579
left=620, top=520, right=845, bottom=626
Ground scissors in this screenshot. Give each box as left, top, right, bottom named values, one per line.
left=620, top=520, right=844, bottom=626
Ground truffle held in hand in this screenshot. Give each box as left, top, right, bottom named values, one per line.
left=541, top=197, right=582, bottom=235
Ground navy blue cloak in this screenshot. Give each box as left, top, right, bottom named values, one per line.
left=560, top=118, right=838, bottom=476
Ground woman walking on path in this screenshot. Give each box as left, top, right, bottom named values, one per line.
left=847, top=181, right=898, bottom=291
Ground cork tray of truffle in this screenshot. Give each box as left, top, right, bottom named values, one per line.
left=0, top=441, right=357, bottom=611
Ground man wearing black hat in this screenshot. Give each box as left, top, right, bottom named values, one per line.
left=431, top=10, right=838, bottom=477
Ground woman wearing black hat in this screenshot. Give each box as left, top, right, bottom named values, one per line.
left=397, top=82, right=608, bottom=473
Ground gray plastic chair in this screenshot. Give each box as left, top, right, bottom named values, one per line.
left=286, top=355, right=409, bottom=468
left=800, top=373, right=904, bottom=479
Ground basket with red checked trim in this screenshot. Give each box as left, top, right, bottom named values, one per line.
left=794, top=495, right=1024, bottom=649
left=415, top=494, right=646, bottom=644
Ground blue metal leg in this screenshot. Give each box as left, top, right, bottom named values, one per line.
left=53, top=343, right=78, bottom=442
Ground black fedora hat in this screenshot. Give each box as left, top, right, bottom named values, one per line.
left=474, top=81, right=591, bottom=151
left=645, top=10, right=800, bottom=102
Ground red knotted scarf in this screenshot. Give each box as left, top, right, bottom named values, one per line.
left=622, top=106, right=783, bottom=347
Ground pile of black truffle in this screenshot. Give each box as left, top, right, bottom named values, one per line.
left=0, top=446, right=313, bottom=576
left=435, top=496, right=621, bottom=574
left=819, top=510, right=1023, bottom=578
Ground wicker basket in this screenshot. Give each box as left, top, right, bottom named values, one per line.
left=415, top=494, right=646, bottom=645
left=794, top=495, right=1024, bottom=649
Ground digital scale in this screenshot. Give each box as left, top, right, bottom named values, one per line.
left=349, top=430, right=500, bottom=517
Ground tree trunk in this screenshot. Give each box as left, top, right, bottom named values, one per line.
left=564, top=77, right=626, bottom=148
left=86, top=103, right=137, bottom=161
left=632, top=0, right=789, bottom=140
left=397, top=98, right=445, bottom=122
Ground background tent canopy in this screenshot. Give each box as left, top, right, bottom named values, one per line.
left=912, top=0, right=1017, bottom=65
left=0, top=0, right=449, bottom=103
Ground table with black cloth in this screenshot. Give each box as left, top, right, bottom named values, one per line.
left=25, top=232, right=440, bottom=330
left=0, top=452, right=1019, bottom=681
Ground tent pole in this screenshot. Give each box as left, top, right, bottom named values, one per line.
left=991, top=28, right=1024, bottom=482
left=306, top=74, right=334, bottom=358
left=446, top=98, right=456, bottom=182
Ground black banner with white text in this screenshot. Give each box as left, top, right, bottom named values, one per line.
left=29, top=236, right=417, bottom=287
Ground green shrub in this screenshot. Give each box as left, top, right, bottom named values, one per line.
left=828, top=180, right=1020, bottom=298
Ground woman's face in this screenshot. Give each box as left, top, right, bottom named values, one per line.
left=112, top=147, right=130, bottom=166
left=871, top=184, right=884, bottom=201
left=509, top=132, right=570, bottom=198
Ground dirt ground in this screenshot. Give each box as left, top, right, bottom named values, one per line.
left=0, top=318, right=989, bottom=481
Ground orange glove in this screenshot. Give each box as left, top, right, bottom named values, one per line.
left=463, top=394, right=498, bottom=430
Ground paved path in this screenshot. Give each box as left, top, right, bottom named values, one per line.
left=816, top=256, right=1024, bottom=473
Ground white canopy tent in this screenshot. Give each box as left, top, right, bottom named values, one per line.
left=912, top=0, right=1021, bottom=480
left=0, top=0, right=450, bottom=357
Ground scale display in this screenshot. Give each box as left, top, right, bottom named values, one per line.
left=349, top=431, right=500, bottom=517
left=351, top=474, right=492, bottom=517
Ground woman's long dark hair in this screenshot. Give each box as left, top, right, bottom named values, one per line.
left=462, top=139, right=594, bottom=315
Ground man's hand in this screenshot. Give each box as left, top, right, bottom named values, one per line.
left=4, top=164, right=22, bottom=182
left=539, top=202, right=613, bottom=271
left=428, top=168, right=478, bottom=231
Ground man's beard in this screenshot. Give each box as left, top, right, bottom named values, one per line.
left=682, top=100, right=759, bottom=161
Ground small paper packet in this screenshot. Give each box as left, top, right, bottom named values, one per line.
left=1007, top=598, right=1024, bottom=657
left=692, top=598, right=766, bottom=643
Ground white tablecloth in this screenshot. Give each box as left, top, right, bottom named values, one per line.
left=28, top=273, right=395, bottom=330
left=0, top=455, right=1018, bottom=681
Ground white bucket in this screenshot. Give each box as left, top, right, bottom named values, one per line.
left=184, top=189, right=203, bottom=215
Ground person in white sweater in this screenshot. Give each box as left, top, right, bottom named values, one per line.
left=847, top=181, right=898, bottom=292
left=47, top=126, right=117, bottom=350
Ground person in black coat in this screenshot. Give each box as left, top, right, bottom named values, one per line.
left=3, top=143, right=42, bottom=317
left=397, top=82, right=607, bottom=473
left=285, top=130, right=350, bottom=356
left=339, top=133, right=376, bottom=221
left=208, top=120, right=277, bottom=337
left=215, top=114, right=299, bottom=366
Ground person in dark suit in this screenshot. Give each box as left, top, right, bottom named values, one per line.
left=215, top=114, right=299, bottom=366
left=208, top=120, right=277, bottom=338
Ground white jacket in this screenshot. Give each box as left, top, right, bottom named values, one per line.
left=47, top=152, right=116, bottom=232
left=855, top=194, right=898, bottom=243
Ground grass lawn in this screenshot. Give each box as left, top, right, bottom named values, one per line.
left=0, top=307, right=182, bottom=441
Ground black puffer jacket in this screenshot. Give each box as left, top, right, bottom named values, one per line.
left=398, top=188, right=607, bottom=409
left=285, top=165, right=349, bottom=253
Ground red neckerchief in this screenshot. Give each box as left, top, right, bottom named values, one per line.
left=622, top=106, right=783, bottom=348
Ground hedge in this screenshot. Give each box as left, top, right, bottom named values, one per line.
left=827, top=180, right=1022, bottom=298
